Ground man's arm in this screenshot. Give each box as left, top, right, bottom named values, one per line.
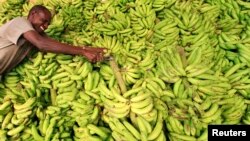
left=23, top=30, right=105, bottom=62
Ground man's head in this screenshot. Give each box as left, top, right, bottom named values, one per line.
left=28, top=5, right=52, bottom=34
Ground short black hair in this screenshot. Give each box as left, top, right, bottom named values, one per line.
left=28, top=5, right=51, bottom=17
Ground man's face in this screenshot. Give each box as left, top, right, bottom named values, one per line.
left=30, top=10, right=51, bottom=34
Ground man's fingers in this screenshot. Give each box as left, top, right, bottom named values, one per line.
left=85, top=51, right=105, bottom=63
left=96, top=53, right=103, bottom=62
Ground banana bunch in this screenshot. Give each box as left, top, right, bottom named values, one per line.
left=2, top=72, right=20, bottom=89
left=76, top=60, right=93, bottom=80
left=29, top=0, right=55, bottom=13
left=51, top=57, right=92, bottom=87
left=199, top=2, right=220, bottom=21
left=146, top=77, right=166, bottom=97
left=238, top=88, right=250, bottom=100
left=82, top=8, right=96, bottom=21
left=107, top=111, right=164, bottom=141
left=13, top=96, right=37, bottom=117
left=185, top=56, right=215, bottom=79
left=55, top=88, right=78, bottom=109
left=75, top=124, right=111, bottom=140
left=18, top=52, right=58, bottom=91
left=225, top=50, right=239, bottom=62
left=153, top=98, right=169, bottom=119
left=120, top=48, right=142, bottom=64
left=152, top=18, right=179, bottom=48
left=106, top=117, right=139, bottom=141
left=0, top=0, right=24, bottom=25
left=94, top=0, right=115, bottom=15
left=223, top=62, right=250, bottom=90
left=135, top=0, right=152, bottom=5
left=73, top=125, right=109, bottom=141
left=185, top=68, right=232, bottom=97
left=134, top=111, right=164, bottom=141
left=94, top=35, right=122, bottom=54
left=45, top=13, right=65, bottom=38
left=153, top=0, right=177, bottom=11
left=218, top=32, right=241, bottom=51
left=95, top=18, right=132, bottom=38
left=35, top=105, right=45, bottom=120
left=167, top=116, right=190, bottom=138
left=168, top=1, right=197, bottom=30
left=198, top=101, right=222, bottom=124
left=0, top=99, right=12, bottom=117
left=83, top=0, right=99, bottom=10
left=167, top=112, right=208, bottom=141
left=212, top=47, right=232, bottom=72
left=105, top=9, right=133, bottom=37
left=34, top=115, right=61, bottom=141
left=22, top=2, right=36, bottom=16
left=217, top=13, right=243, bottom=32
left=70, top=97, right=98, bottom=127
left=0, top=97, right=37, bottom=139
left=72, top=32, right=92, bottom=46
left=121, top=65, right=142, bottom=86
left=236, top=43, right=250, bottom=66
left=125, top=38, right=147, bottom=51
left=168, top=101, right=190, bottom=119
left=156, top=46, right=185, bottom=83
left=137, top=49, right=157, bottom=71
left=130, top=90, right=155, bottom=116
left=59, top=30, right=79, bottom=44
left=84, top=71, right=101, bottom=92
left=58, top=5, right=86, bottom=32
left=45, top=105, right=61, bottom=117
left=16, top=57, right=44, bottom=93
left=129, top=3, right=156, bottom=39
left=99, top=84, right=130, bottom=118
left=57, top=0, right=83, bottom=7
left=171, top=79, right=189, bottom=99
left=220, top=95, right=247, bottom=124
left=99, top=64, right=114, bottom=81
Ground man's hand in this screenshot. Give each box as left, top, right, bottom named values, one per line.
left=82, top=47, right=107, bottom=63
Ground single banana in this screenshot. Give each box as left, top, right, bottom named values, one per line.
left=147, top=113, right=163, bottom=140
left=13, top=97, right=36, bottom=110
left=122, top=120, right=141, bottom=140
left=87, top=124, right=108, bottom=140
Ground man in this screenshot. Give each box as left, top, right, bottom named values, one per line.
left=0, top=5, right=106, bottom=81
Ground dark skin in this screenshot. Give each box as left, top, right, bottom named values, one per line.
left=23, top=8, right=106, bottom=63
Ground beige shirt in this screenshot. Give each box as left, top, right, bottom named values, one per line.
left=0, top=17, right=35, bottom=75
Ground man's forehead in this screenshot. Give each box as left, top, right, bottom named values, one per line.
left=37, top=10, right=51, bottom=18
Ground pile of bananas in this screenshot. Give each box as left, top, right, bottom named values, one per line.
left=1, top=0, right=250, bottom=140
left=0, top=0, right=25, bottom=25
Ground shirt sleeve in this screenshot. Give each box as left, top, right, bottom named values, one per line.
left=2, top=17, right=35, bottom=45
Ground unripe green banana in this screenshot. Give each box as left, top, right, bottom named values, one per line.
left=31, top=124, right=44, bottom=141
left=122, top=120, right=141, bottom=140
left=87, top=124, right=108, bottom=140
left=147, top=114, right=163, bottom=140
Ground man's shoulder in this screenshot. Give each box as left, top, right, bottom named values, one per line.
left=1, top=17, right=29, bottom=26
left=11, top=17, right=29, bottom=22
left=8, top=16, right=33, bottom=29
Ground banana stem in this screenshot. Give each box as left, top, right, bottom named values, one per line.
left=109, top=57, right=127, bottom=94
left=178, top=46, right=188, bottom=68
left=50, top=88, right=57, bottom=106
